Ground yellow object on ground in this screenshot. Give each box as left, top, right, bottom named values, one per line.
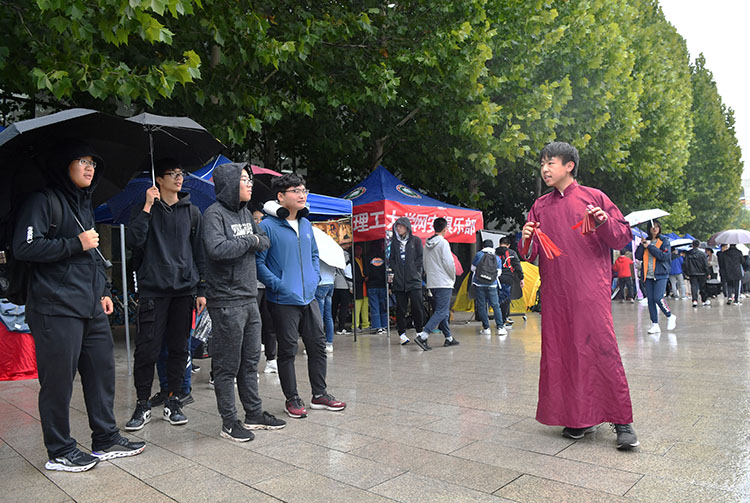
left=510, top=262, right=540, bottom=313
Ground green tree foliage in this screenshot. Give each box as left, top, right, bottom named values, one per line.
left=682, top=54, right=744, bottom=237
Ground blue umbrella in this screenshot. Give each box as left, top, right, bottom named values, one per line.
left=105, top=172, right=216, bottom=225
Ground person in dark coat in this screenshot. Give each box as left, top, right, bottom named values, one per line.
left=722, top=244, right=744, bottom=305
left=717, top=244, right=729, bottom=298
left=388, top=216, right=425, bottom=347
left=13, top=140, right=145, bottom=472
left=682, top=240, right=710, bottom=307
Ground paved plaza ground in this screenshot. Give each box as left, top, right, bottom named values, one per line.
left=1, top=298, right=749, bottom=502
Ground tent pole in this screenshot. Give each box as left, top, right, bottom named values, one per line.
left=352, top=240, right=357, bottom=342
left=120, top=224, right=132, bottom=376
left=385, top=235, right=390, bottom=339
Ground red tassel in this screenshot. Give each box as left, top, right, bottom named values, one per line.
left=572, top=212, right=596, bottom=235
left=521, top=225, right=563, bottom=260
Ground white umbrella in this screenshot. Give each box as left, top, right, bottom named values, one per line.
left=624, top=208, right=670, bottom=227
left=670, top=238, right=693, bottom=248
left=312, top=227, right=346, bottom=269
left=709, top=228, right=750, bottom=245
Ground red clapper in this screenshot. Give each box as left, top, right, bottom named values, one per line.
left=520, top=224, right=563, bottom=260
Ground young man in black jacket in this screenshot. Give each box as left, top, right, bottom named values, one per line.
left=13, top=141, right=145, bottom=472
left=682, top=240, right=710, bottom=307
left=125, top=158, right=206, bottom=431
left=388, top=216, right=426, bottom=348
left=202, top=163, right=285, bottom=441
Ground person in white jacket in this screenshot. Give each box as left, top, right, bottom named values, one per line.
left=416, top=217, right=458, bottom=349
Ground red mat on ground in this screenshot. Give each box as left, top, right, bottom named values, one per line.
left=0, top=324, right=37, bottom=381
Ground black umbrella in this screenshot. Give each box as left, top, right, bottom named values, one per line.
left=126, top=112, right=225, bottom=186
left=0, top=108, right=146, bottom=210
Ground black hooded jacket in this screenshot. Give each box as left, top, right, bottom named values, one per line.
left=126, top=187, right=206, bottom=298
left=12, top=141, right=111, bottom=318
left=682, top=248, right=709, bottom=277
left=388, top=216, right=423, bottom=292
left=202, top=163, right=270, bottom=307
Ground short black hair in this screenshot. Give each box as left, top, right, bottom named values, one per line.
left=646, top=219, right=661, bottom=239
left=540, top=142, right=579, bottom=177
left=271, top=173, right=306, bottom=198
left=482, top=239, right=494, bottom=248
left=692, top=239, right=700, bottom=248
left=433, top=217, right=447, bottom=233
left=499, top=235, right=512, bottom=246
left=154, top=158, right=181, bottom=178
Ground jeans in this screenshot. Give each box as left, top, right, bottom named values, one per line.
left=315, top=284, right=335, bottom=343
left=208, top=301, right=263, bottom=426
left=268, top=301, right=328, bottom=400
left=423, top=288, right=451, bottom=338
left=668, top=274, right=685, bottom=298
left=645, top=278, right=672, bottom=323
left=617, top=277, right=635, bottom=300
left=496, top=283, right=511, bottom=324
left=368, top=287, right=388, bottom=329
left=475, top=285, right=502, bottom=329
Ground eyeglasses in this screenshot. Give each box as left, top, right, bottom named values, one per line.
left=240, top=177, right=254, bottom=186
left=162, top=171, right=184, bottom=180
left=283, top=188, right=310, bottom=196
left=76, top=158, right=97, bottom=169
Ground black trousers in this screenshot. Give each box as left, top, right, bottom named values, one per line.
left=268, top=301, right=328, bottom=400
left=134, top=295, right=193, bottom=401
left=688, top=275, right=708, bottom=303
left=27, top=310, right=119, bottom=458
left=331, top=288, right=351, bottom=331
left=258, top=288, right=277, bottom=360
left=394, top=289, right=424, bottom=334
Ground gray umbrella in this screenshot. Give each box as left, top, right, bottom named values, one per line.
left=708, top=229, right=750, bottom=245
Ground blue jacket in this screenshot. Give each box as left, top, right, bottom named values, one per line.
left=635, top=235, right=671, bottom=280
left=670, top=255, right=683, bottom=275
left=256, top=214, right=320, bottom=305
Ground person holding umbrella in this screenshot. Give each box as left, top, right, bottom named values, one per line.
left=722, top=244, right=744, bottom=305
left=13, top=140, right=145, bottom=472
left=635, top=219, right=676, bottom=334
left=124, top=158, right=206, bottom=431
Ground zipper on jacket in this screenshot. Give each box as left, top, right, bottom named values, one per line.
left=298, top=231, right=305, bottom=300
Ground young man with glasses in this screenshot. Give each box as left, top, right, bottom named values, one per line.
left=13, top=141, right=145, bottom=472
left=125, top=158, right=206, bottom=432
left=202, top=163, right=285, bottom=441
left=256, top=174, right=346, bottom=419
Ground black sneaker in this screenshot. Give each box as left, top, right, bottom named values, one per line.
left=209, top=370, right=215, bottom=389
left=443, top=338, right=460, bottom=347
left=613, top=423, right=640, bottom=450
left=92, top=436, right=146, bottom=461
left=191, top=364, right=200, bottom=374
left=124, top=400, right=151, bottom=431
left=562, top=425, right=599, bottom=439
left=243, top=411, right=287, bottom=430
left=221, top=420, right=255, bottom=442
left=149, top=390, right=168, bottom=407
left=177, top=391, right=194, bottom=406
left=414, top=335, right=432, bottom=351
left=45, top=448, right=99, bottom=472
left=163, top=396, right=188, bottom=425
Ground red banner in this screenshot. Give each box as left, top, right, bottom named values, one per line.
left=353, top=201, right=483, bottom=243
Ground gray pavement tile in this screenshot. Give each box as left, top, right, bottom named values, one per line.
left=147, top=463, right=276, bottom=502
left=109, top=443, right=195, bottom=480
left=339, top=417, right=477, bottom=454
left=254, top=468, right=394, bottom=502
left=370, top=472, right=515, bottom=502
left=625, top=475, right=748, bottom=503
left=279, top=417, right=380, bottom=452
left=495, top=474, right=631, bottom=502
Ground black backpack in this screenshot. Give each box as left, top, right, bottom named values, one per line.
left=475, top=251, right=498, bottom=285
left=0, top=188, right=64, bottom=305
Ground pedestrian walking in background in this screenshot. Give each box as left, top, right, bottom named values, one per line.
left=521, top=141, right=639, bottom=450
left=722, top=244, right=744, bottom=305
left=253, top=209, right=278, bottom=374
left=635, top=219, right=676, bottom=334
left=418, top=217, right=458, bottom=349
left=316, top=260, right=336, bottom=352
left=496, top=235, right=524, bottom=327
left=682, top=240, right=711, bottom=307
left=388, top=217, right=425, bottom=346
left=668, top=248, right=686, bottom=300
left=706, top=248, right=719, bottom=280
left=332, top=258, right=353, bottom=335
left=471, top=239, right=503, bottom=336
left=352, top=244, right=370, bottom=331
left=364, top=242, right=388, bottom=334
left=613, top=249, right=636, bottom=302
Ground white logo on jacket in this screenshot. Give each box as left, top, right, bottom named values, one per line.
left=26, top=226, right=33, bottom=244
left=230, top=222, right=255, bottom=236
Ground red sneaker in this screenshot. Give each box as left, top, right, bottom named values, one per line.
left=285, top=397, right=308, bottom=418
left=310, top=393, right=346, bottom=411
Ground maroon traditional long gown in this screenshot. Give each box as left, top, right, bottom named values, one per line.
left=526, top=181, right=634, bottom=427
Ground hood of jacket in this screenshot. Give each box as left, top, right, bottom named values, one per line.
left=425, top=233, right=445, bottom=249
left=262, top=199, right=310, bottom=220
left=394, top=216, right=413, bottom=238
left=49, top=139, right=105, bottom=216
left=213, top=162, right=249, bottom=212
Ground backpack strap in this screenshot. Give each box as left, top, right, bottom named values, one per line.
left=40, top=187, right=63, bottom=239
left=188, top=204, right=199, bottom=240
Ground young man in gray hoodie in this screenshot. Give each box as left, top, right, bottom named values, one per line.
left=418, top=217, right=458, bottom=348
left=202, top=163, right=286, bottom=441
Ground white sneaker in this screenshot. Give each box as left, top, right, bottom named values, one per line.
left=479, top=328, right=491, bottom=335
left=639, top=298, right=649, bottom=305
left=399, top=333, right=410, bottom=345
left=667, top=315, right=677, bottom=330
left=702, top=300, right=711, bottom=306
left=325, top=343, right=334, bottom=353
left=497, top=326, right=508, bottom=336
left=264, top=360, right=278, bottom=373
left=647, top=323, right=661, bottom=334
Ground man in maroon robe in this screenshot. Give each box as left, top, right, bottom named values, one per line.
left=521, top=142, right=639, bottom=450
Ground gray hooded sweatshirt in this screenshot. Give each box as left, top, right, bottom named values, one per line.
left=423, top=233, right=456, bottom=289
left=202, top=163, right=270, bottom=307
